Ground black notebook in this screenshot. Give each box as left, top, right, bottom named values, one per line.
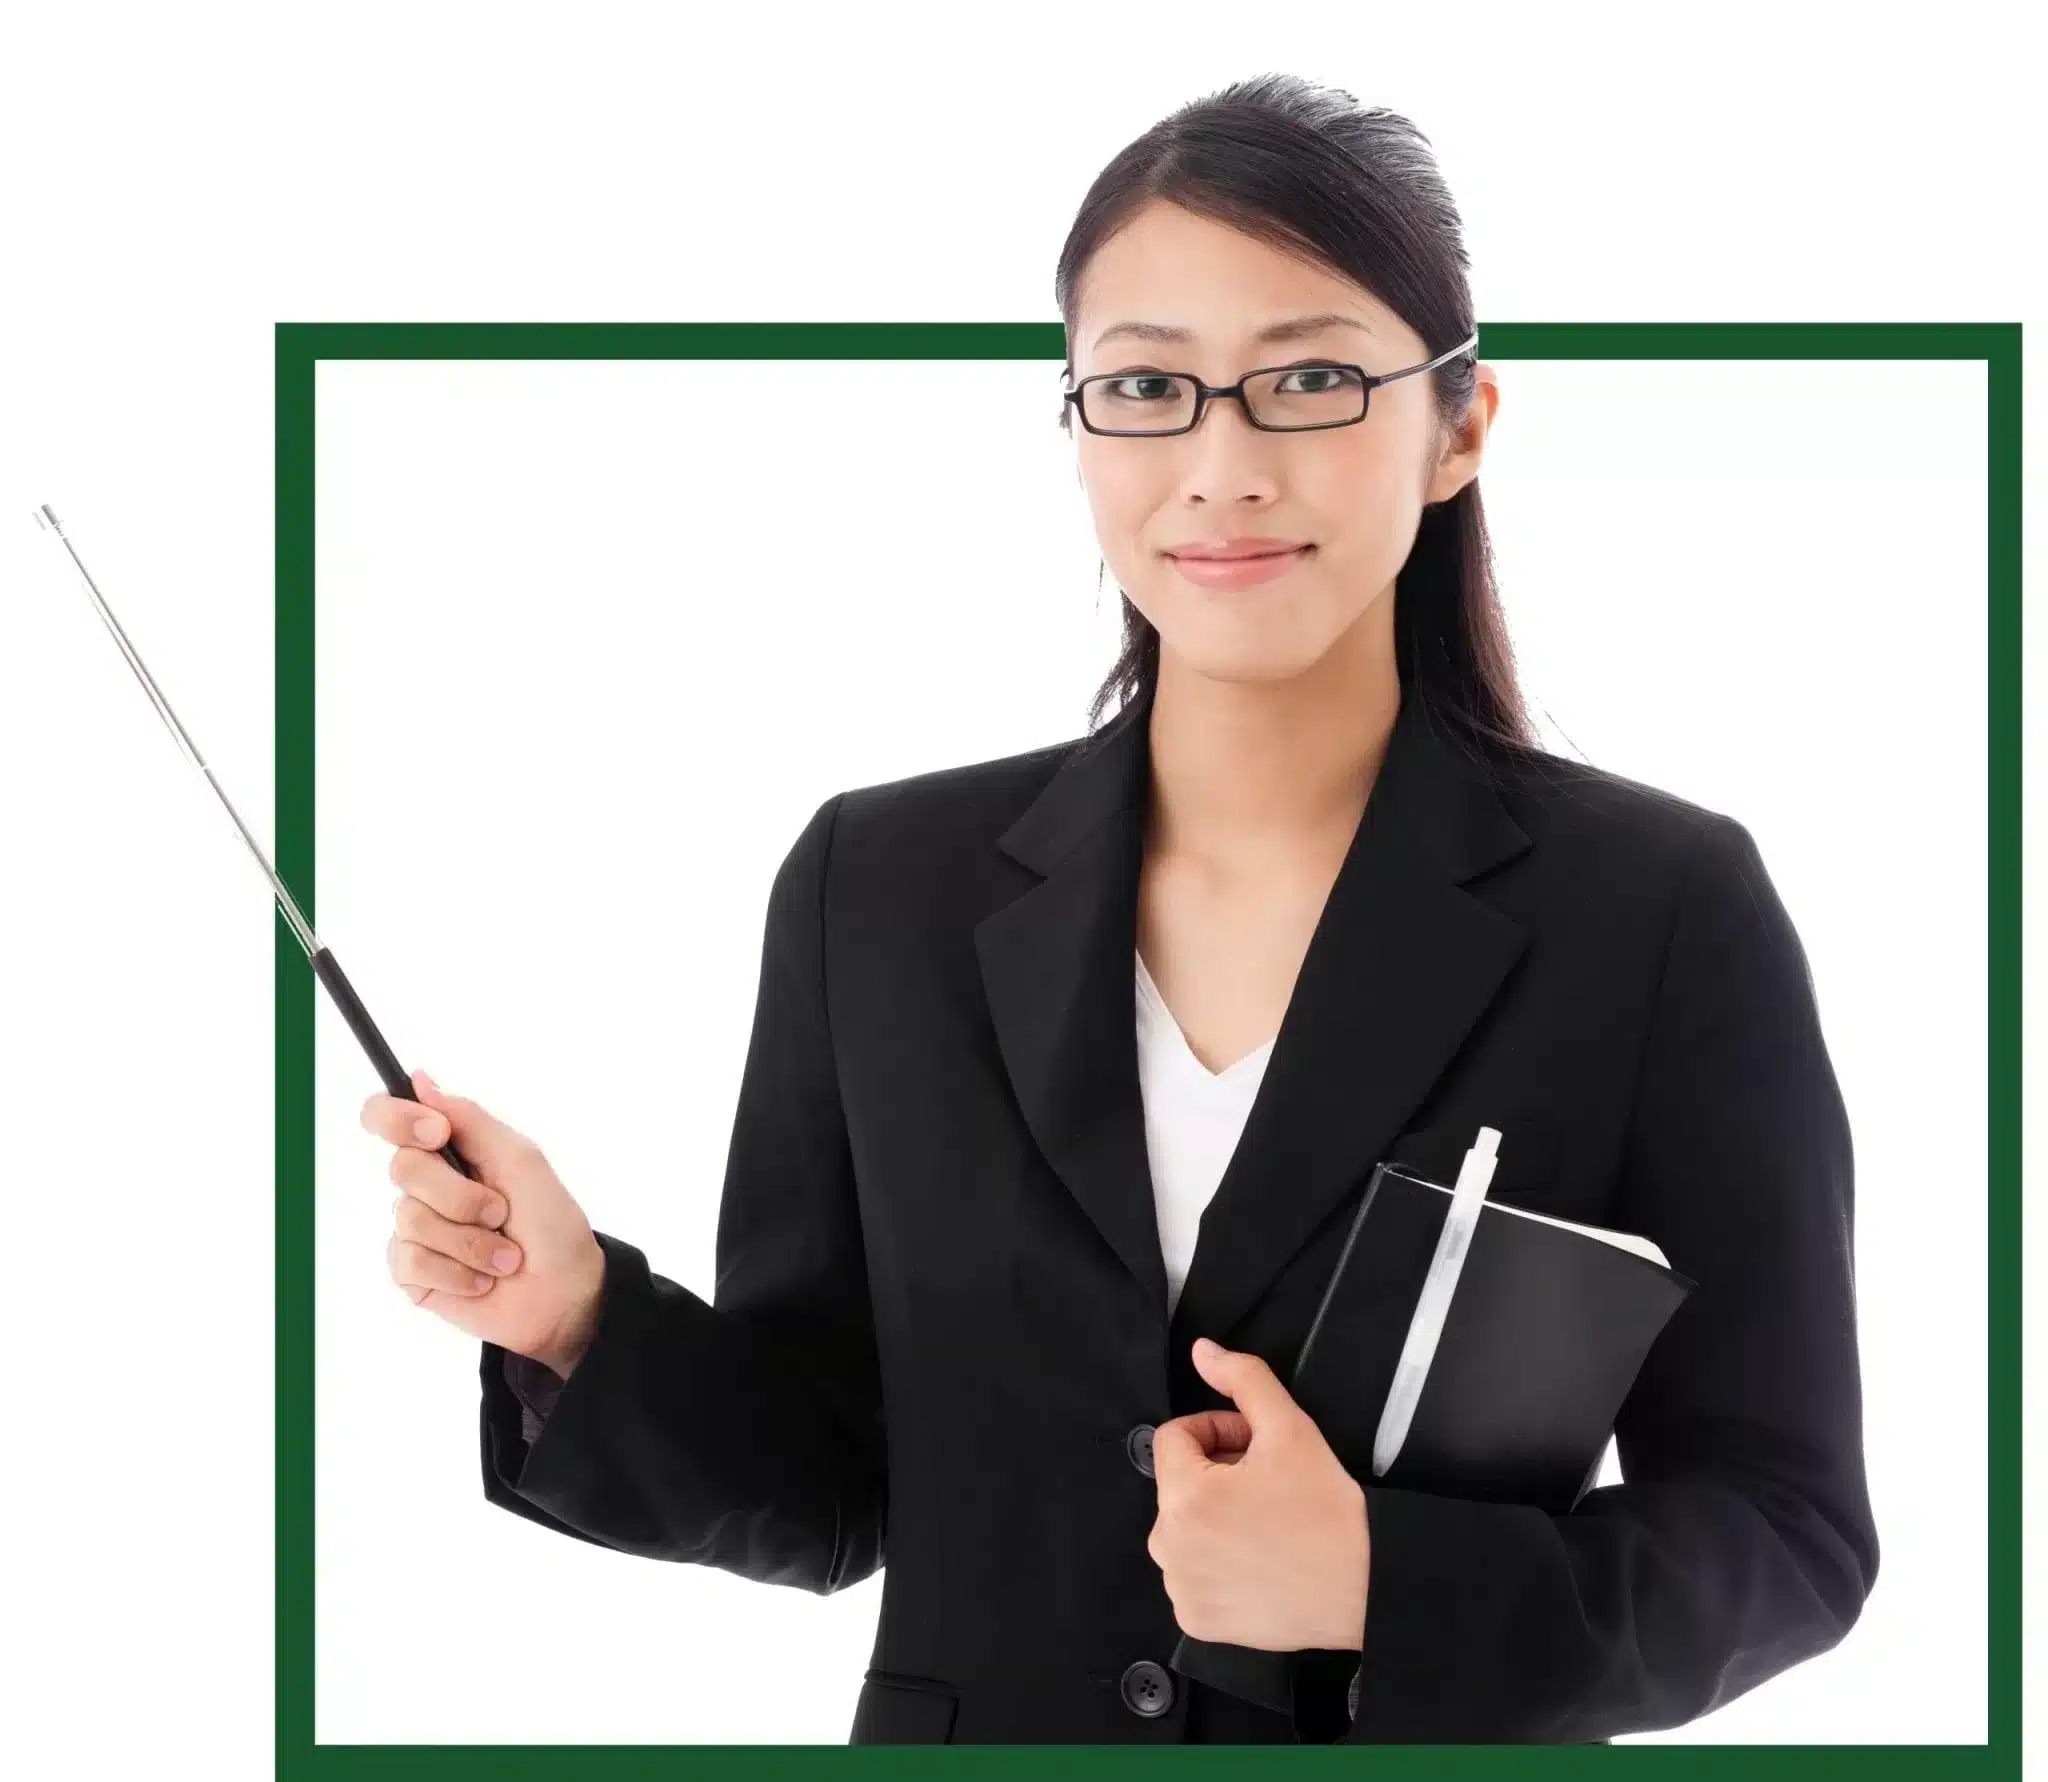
left=1169, top=1144, right=1698, bottom=1719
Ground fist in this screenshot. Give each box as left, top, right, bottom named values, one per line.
left=363, top=1069, right=605, bottom=1374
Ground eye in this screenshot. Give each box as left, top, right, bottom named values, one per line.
left=1097, top=374, right=1187, bottom=405
left=1272, top=362, right=1363, bottom=395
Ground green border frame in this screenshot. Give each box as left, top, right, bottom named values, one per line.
left=275, top=321, right=2019, bottom=1775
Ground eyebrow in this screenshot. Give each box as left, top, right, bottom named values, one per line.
left=1090, top=311, right=1376, bottom=352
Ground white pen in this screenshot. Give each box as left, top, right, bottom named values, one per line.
left=1371, top=1124, right=1501, bottom=1477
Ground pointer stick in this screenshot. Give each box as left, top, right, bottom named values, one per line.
left=32, top=501, right=484, bottom=1186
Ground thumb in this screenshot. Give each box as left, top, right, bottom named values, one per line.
left=410, top=1069, right=534, bottom=1177
left=1190, top=1336, right=1305, bottom=1441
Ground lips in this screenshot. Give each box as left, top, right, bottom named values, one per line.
left=1168, top=540, right=1309, bottom=561
left=1166, top=543, right=1314, bottom=590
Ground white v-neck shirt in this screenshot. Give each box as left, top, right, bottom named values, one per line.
left=1134, top=948, right=1279, bottom=1318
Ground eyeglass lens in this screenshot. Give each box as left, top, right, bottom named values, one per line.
left=1079, top=364, right=1367, bottom=433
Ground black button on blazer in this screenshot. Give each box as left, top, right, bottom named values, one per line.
left=476, top=672, right=1879, bottom=1744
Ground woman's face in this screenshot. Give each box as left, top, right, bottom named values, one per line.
left=1068, top=199, right=1494, bottom=685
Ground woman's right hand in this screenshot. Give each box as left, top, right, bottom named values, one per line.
left=363, top=1068, right=606, bottom=1377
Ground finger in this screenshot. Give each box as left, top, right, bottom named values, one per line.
left=1181, top=1408, right=1253, bottom=1455
left=385, top=1233, right=432, bottom=1305
left=388, top=1142, right=508, bottom=1229
left=395, top=1194, right=523, bottom=1278
left=384, top=1211, right=433, bottom=1304
left=1192, top=1342, right=1304, bottom=1436
left=361, top=1090, right=448, bottom=1150
left=362, top=1091, right=506, bottom=1224
left=408, top=1070, right=539, bottom=1185
left=1156, top=1409, right=1253, bottom=1467
left=363, top=1092, right=507, bottom=1229
left=390, top=1234, right=497, bottom=1296
left=1148, top=1415, right=1217, bottom=1487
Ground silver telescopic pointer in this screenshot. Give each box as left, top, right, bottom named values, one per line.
left=34, top=502, right=320, bottom=959
left=33, top=501, right=486, bottom=1186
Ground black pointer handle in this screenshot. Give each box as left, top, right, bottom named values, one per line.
left=310, top=943, right=482, bottom=1184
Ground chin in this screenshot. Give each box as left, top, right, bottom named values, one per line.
left=1157, top=628, right=1332, bottom=687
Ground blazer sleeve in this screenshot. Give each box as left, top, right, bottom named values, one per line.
left=476, top=791, right=887, bottom=1595
left=1326, top=812, right=1880, bottom=1743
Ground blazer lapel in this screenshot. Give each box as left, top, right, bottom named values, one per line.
left=973, top=672, right=1535, bottom=1363
left=974, top=682, right=1166, bottom=1313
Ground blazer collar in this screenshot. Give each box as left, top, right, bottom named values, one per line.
left=972, top=671, right=1534, bottom=1371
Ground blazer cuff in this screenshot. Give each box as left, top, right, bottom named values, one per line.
left=1289, top=1648, right=1363, bottom=1742
left=502, top=1349, right=567, bottom=1447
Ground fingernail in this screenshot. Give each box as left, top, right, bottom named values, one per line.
left=492, top=1246, right=518, bottom=1272
left=420, top=1072, right=440, bottom=1095
left=472, top=1271, right=493, bottom=1290
left=413, top=1116, right=439, bottom=1144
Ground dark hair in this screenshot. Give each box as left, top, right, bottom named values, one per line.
left=1055, top=73, right=1546, bottom=768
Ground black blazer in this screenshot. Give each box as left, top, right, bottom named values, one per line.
left=476, top=673, right=1878, bottom=1745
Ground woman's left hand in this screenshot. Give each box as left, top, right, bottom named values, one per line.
left=1147, top=1335, right=1372, bottom=1653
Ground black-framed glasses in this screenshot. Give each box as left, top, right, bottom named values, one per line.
left=1062, top=329, right=1479, bottom=436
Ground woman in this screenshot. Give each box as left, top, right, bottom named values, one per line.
left=368, top=74, right=1878, bottom=1744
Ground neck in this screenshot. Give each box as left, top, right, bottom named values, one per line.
left=1144, top=606, right=1401, bottom=868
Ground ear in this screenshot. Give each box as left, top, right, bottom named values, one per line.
left=1425, top=368, right=1498, bottom=505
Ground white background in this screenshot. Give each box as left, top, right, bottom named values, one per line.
left=2, top=1, right=2033, bottom=1765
